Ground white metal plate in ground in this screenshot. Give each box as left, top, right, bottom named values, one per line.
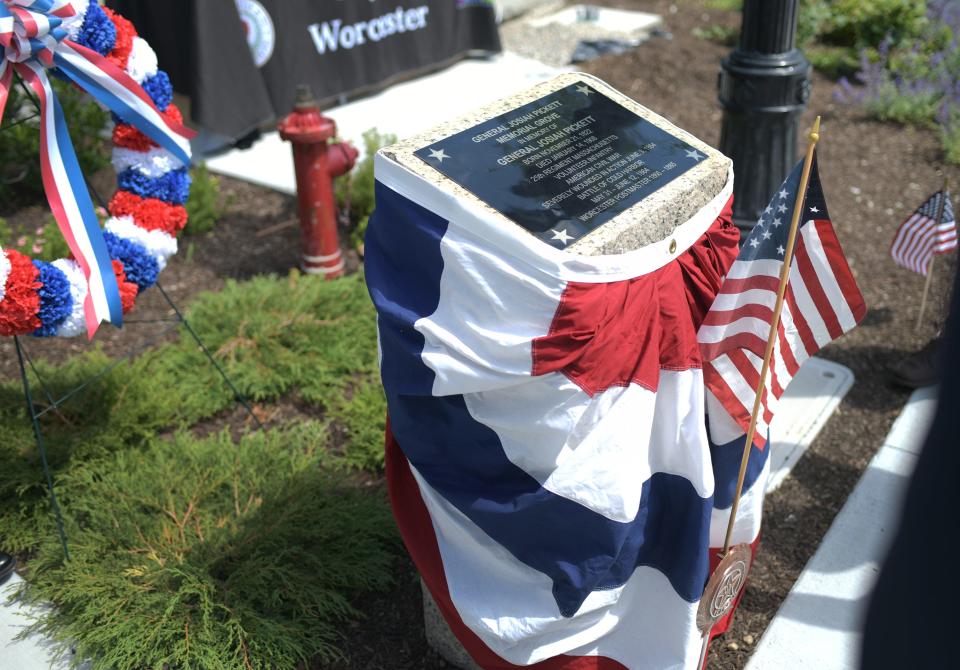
left=206, top=52, right=565, bottom=194
left=0, top=573, right=88, bottom=670
left=745, top=385, right=937, bottom=670
left=526, top=4, right=663, bottom=34
left=766, top=357, right=855, bottom=493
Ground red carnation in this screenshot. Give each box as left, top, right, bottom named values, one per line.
left=0, top=250, right=42, bottom=336
left=112, top=104, right=185, bottom=151
left=112, top=260, right=139, bottom=312
left=109, top=191, right=188, bottom=236
left=102, top=7, right=136, bottom=71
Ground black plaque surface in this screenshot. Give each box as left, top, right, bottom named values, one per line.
left=414, top=82, right=705, bottom=249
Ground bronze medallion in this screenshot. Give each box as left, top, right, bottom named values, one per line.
left=696, top=543, right=752, bottom=634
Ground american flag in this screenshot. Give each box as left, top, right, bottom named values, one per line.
left=698, top=153, right=867, bottom=447
left=890, top=189, right=957, bottom=275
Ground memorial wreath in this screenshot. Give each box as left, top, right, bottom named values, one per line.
left=0, top=0, right=193, bottom=339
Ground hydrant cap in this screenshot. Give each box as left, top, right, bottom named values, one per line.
left=294, top=84, right=317, bottom=111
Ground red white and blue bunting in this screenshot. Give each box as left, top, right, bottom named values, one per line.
left=0, top=0, right=193, bottom=338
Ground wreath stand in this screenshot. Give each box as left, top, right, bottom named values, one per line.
left=6, top=122, right=263, bottom=563
left=13, top=280, right=264, bottom=561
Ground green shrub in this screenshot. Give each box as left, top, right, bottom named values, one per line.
left=834, top=2, right=960, bottom=162
left=17, top=427, right=397, bottom=670
left=0, top=78, right=109, bottom=210
left=184, top=164, right=228, bottom=236
left=812, top=0, right=927, bottom=50
left=327, top=380, right=388, bottom=471
left=335, top=128, right=397, bottom=249
left=692, top=24, right=739, bottom=46
left=696, top=0, right=929, bottom=79
left=0, top=216, right=71, bottom=262
left=0, top=346, right=233, bottom=551
left=942, top=109, right=960, bottom=164
left=864, top=80, right=942, bottom=127
left=0, top=272, right=386, bottom=552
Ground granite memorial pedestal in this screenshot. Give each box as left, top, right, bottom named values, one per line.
left=376, top=72, right=732, bottom=669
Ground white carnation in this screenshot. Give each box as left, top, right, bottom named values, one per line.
left=112, top=147, right=184, bottom=179
left=0, top=249, right=11, bottom=305
left=125, top=37, right=158, bottom=84
left=51, top=258, right=88, bottom=338
left=105, top=216, right=178, bottom=271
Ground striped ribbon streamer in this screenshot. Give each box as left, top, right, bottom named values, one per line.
left=0, top=0, right=194, bottom=338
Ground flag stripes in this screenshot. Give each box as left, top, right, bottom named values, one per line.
left=699, top=154, right=866, bottom=448
left=890, top=190, right=957, bottom=275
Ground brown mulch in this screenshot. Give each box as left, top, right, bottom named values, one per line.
left=2, top=1, right=956, bottom=668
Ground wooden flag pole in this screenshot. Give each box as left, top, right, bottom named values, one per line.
left=914, top=176, right=949, bottom=333
left=720, top=117, right=822, bottom=555
left=698, top=118, right=823, bottom=669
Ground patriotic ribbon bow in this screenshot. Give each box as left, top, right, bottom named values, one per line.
left=0, top=0, right=193, bottom=338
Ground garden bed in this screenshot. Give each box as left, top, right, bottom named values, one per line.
left=1, top=1, right=958, bottom=668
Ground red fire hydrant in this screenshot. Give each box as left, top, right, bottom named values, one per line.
left=278, top=85, right=358, bottom=278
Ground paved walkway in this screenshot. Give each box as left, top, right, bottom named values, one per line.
left=205, top=52, right=565, bottom=194
left=745, top=385, right=937, bottom=670
left=0, top=573, right=86, bottom=670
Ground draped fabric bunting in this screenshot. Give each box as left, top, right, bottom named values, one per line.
left=367, top=156, right=771, bottom=669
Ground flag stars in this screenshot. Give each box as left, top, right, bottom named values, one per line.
left=749, top=238, right=760, bottom=248
left=810, top=206, right=820, bottom=213
left=777, top=244, right=785, bottom=255
left=686, top=149, right=704, bottom=161
left=762, top=230, right=772, bottom=240
left=551, top=228, right=573, bottom=245
left=764, top=205, right=773, bottom=214
left=779, top=189, right=789, bottom=199
left=428, top=148, right=450, bottom=163
left=772, top=217, right=782, bottom=227
left=777, top=204, right=788, bottom=213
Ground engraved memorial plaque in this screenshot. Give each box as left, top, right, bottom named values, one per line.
left=413, top=82, right=707, bottom=250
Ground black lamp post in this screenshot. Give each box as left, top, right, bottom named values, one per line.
left=719, top=0, right=811, bottom=234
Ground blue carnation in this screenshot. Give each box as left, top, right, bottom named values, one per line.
left=32, top=261, right=73, bottom=338
left=103, top=232, right=159, bottom=292
left=116, top=168, right=191, bottom=205
left=111, top=71, right=174, bottom=125
left=142, top=71, right=173, bottom=111
left=76, top=1, right=116, bottom=56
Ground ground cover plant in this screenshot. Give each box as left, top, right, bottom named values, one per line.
left=1, top=273, right=395, bottom=669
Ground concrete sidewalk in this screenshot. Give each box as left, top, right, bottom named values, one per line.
left=0, top=573, right=86, bottom=670
left=745, top=385, right=937, bottom=670
left=205, top=52, right=565, bottom=194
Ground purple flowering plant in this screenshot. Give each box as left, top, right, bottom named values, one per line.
left=836, top=0, right=960, bottom=162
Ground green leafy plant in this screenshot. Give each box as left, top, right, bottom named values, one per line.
left=0, top=77, right=109, bottom=210
left=0, top=270, right=394, bottom=667
left=184, top=164, right=228, bottom=236
left=835, top=1, right=960, bottom=163
left=0, top=216, right=71, bottom=262
left=695, top=0, right=929, bottom=79
left=17, top=427, right=397, bottom=670
left=0, top=271, right=386, bottom=548
left=809, top=0, right=927, bottom=51
left=692, top=24, right=739, bottom=46
left=335, top=128, right=397, bottom=250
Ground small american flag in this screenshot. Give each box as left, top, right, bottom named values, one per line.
left=698, top=153, right=867, bottom=447
left=890, top=189, right=957, bottom=275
